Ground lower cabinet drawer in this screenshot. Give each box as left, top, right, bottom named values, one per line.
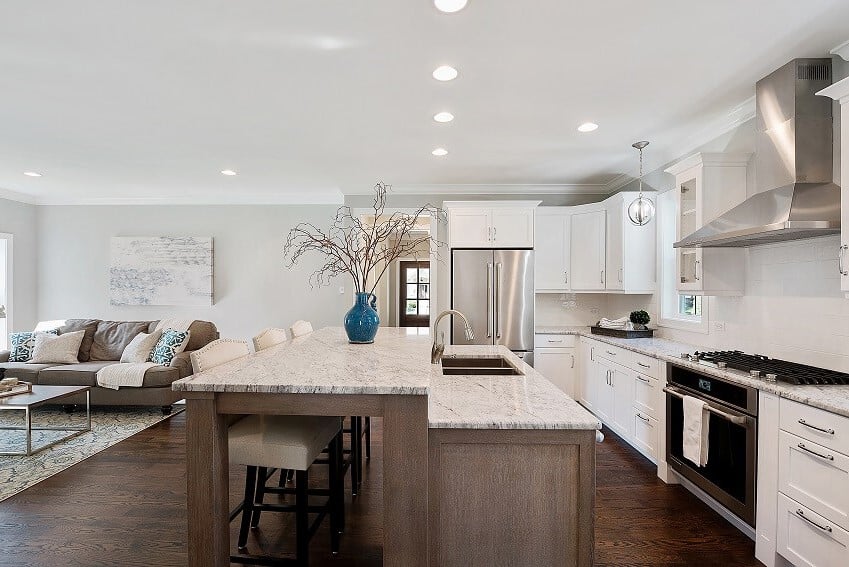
left=633, top=373, right=659, bottom=418
left=777, top=493, right=849, bottom=567
left=781, top=398, right=849, bottom=457
left=631, top=409, right=657, bottom=460
left=534, top=334, right=577, bottom=348
left=778, top=430, right=849, bottom=532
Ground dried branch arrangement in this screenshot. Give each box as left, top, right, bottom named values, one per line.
left=284, top=182, right=442, bottom=294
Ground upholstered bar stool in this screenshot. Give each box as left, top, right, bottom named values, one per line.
left=289, top=321, right=371, bottom=496
left=252, top=327, right=289, bottom=352
left=191, top=338, right=344, bottom=565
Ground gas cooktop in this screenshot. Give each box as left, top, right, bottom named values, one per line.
left=679, top=350, right=849, bottom=386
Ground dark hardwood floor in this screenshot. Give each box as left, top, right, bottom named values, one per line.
left=0, top=414, right=761, bottom=566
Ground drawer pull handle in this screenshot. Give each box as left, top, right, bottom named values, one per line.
left=636, top=413, right=650, bottom=423
left=547, top=339, right=563, bottom=343
left=637, top=362, right=651, bottom=368
left=797, top=443, right=834, bottom=462
left=606, top=351, right=617, bottom=356
left=795, top=508, right=833, bottom=533
left=636, top=376, right=651, bottom=384
left=798, top=419, right=835, bottom=435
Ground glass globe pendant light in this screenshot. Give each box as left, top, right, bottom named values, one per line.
left=627, top=141, right=656, bottom=226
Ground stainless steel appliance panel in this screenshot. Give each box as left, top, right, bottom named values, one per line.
left=493, top=249, right=534, bottom=351
left=451, top=249, right=495, bottom=346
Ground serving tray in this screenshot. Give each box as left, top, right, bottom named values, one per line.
left=590, top=326, right=654, bottom=339
left=0, top=380, right=33, bottom=399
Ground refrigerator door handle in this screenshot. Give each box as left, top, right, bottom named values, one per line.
left=495, top=262, right=503, bottom=339
left=486, top=263, right=494, bottom=338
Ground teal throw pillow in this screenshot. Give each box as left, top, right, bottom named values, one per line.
left=150, top=329, right=191, bottom=365
left=9, top=329, right=60, bottom=362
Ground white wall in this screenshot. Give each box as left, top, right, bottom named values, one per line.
left=0, top=197, right=39, bottom=332
left=36, top=205, right=350, bottom=341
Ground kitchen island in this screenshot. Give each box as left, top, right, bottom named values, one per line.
left=173, top=327, right=599, bottom=567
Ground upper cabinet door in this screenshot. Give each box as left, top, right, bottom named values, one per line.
left=605, top=201, right=624, bottom=291
left=491, top=208, right=534, bottom=248
left=534, top=211, right=569, bottom=291
left=570, top=210, right=606, bottom=290
left=448, top=209, right=492, bottom=248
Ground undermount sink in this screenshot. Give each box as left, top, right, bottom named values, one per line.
left=440, top=356, right=523, bottom=376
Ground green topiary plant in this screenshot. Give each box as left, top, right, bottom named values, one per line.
left=630, top=310, right=650, bottom=328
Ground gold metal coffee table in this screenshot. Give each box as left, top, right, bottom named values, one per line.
left=0, top=385, right=91, bottom=456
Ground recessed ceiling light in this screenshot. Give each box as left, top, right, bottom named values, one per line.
left=434, top=0, right=468, bottom=13
left=23, top=171, right=42, bottom=177
left=433, top=111, right=455, bottom=123
left=577, top=122, right=599, bottom=133
left=432, top=65, right=458, bottom=82
left=220, top=169, right=237, bottom=176
left=432, top=148, right=449, bottom=156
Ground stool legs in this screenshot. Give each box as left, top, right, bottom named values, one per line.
left=237, top=466, right=258, bottom=550
left=295, top=469, right=309, bottom=565
left=350, top=417, right=360, bottom=496
left=365, top=416, right=371, bottom=461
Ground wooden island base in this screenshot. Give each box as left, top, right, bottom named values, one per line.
left=428, top=428, right=596, bottom=567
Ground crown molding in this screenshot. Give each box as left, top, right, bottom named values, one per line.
left=605, top=95, right=757, bottom=191
left=818, top=76, right=849, bottom=103
left=34, top=191, right=345, bottom=206
left=343, top=183, right=613, bottom=196
left=0, top=187, right=38, bottom=205
left=831, top=39, right=849, bottom=61
left=664, top=152, right=753, bottom=176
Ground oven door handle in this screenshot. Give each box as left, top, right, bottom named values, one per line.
left=663, top=386, right=749, bottom=425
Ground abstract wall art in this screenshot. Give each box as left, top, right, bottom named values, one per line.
left=109, top=236, right=213, bottom=306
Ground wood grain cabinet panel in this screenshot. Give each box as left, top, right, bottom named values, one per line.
left=428, top=429, right=595, bottom=567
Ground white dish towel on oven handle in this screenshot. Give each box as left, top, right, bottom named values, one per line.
left=683, top=395, right=710, bottom=467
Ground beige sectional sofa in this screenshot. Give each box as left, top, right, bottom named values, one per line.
left=0, top=319, right=218, bottom=414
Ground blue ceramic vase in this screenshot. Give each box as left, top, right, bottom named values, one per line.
left=344, top=292, right=380, bottom=344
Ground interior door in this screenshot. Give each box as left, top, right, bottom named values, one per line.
left=398, top=261, right=431, bottom=328
left=493, top=249, right=533, bottom=351
left=570, top=210, right=606, bottom=290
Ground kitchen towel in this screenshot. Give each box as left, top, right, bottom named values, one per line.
left=682, top=395, right=710, bottom=467
left=598, top=317, right=628, bottom=329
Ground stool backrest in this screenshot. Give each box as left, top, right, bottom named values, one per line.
left=190, top=338, right=250, bottom=374
left=290, top=320, right=314, bottom=338
left=252, top=327, right=288, bottom=351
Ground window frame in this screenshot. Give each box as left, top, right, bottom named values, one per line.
left=656, top=190, right=710, bottom=334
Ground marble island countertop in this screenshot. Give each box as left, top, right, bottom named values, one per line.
left=536, top=326, right=849, bottom=419
left=429, top=344, right=601, bottom=430
left=173, top=327, right=601, bottom=431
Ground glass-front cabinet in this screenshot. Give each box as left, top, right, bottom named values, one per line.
left=665, top=153, right=750, bottom=296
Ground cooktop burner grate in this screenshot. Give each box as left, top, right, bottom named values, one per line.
left=694, top=350, right=849, bottom=386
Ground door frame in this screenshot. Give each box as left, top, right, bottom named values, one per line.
left=353, top=208, right=439, bottom=332
left=0, top=233, right=13, bottom=348
left=397, top=260, right=432, bottom=328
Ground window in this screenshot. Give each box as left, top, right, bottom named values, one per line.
left=657, top=191, right=709, bottom=332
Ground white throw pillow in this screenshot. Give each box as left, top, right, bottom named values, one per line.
left=30, top=330, right=86, bottom=364
left=120, top=330, right=163, bottom=363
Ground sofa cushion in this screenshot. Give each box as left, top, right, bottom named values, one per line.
left=59, top=319, right=100, bottom=362
left=8, top=330, right=59, bottom=362
left=36, top=362, right=181, bottom=388
left=89, top=321, right=152, bottom=361
left=36, top=362, right=116, bottom=386
left=0, top=362, right=57, bottom=382
left=186, top=320, right=218, bottom=351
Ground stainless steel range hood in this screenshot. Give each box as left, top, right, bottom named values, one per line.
left=674, top=59, right=840, bottom=248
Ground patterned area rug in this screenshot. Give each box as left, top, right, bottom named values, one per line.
left=0, top=405, right=183, bottom=502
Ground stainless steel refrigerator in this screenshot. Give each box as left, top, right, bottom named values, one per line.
left=451, top=249, right=535, bottom=365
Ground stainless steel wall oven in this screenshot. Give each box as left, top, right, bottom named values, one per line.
left=665, top=363, right=758, bottom=526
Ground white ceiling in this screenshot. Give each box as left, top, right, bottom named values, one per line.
left=1, top=1, right=848, bottom=204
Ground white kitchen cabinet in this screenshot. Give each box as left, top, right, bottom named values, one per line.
left=445, top=201, right=539, bottom=249
left=578, top=336, right=597, bottom=410
left=610, top=365, right=634, bottom=438
left=594, top=358, right=615, bottom=425
left=632, top=410, right=659, bottom=459
left=776, top=493, right=849, bottom=567
left=664, top=153, right=749, bottom=296
left=570, top=209, right=606, bottom=291
left=819, top=77, right=849, bottom=296
left=605, top=192, right=657, bottom=293
left=534, top=345, right=577, bottom=398
left=534, top=208, right=570, bottom=291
